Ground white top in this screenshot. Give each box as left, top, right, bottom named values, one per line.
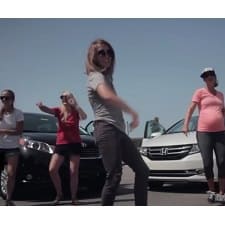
left=0, top=108, right=24, bottom=149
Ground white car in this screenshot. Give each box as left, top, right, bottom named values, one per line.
left=140, top=116, right=218, bottom=186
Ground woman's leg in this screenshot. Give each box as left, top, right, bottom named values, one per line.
left=69, top=155, right=80, bottom=203
left=197, top=132, right=215, bottom=191
left=214, top=131, right=225, bottom=195
left=6, top=155, right=19, bottom=202
left=218, top=178, right=225, bottom=195
left=49, top=153, right=64, bottom=198
left=120, top=133, right=149, bottom=206
left=94, top=122, right=122, bottom=206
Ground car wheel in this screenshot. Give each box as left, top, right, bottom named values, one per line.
left=0, top=167, right=8, bottom=199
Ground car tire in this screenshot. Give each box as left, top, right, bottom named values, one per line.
left=0, top=167, right=8, bottom=199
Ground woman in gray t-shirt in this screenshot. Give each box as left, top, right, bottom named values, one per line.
left=86, top=39, right=149, bottom=206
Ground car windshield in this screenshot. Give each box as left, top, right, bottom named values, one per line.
left=166, top=116, right=198, bottom=134
left=23, top=113, right=90, bottom=135
left=79, top=126, right=90, bottom=135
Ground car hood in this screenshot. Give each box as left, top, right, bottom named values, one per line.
left=22, top=132, right=57, bottom=145
left=22, top=132, right=97, bottom=147
left=142, top=131, right=197, bottom=147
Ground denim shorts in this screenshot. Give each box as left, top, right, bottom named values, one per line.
left=0, top=148, right=20, bottom=158
left=0, top=148, right=20, bottom=170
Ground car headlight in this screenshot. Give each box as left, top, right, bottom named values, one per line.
left=189, top=144, right=200, bottom=155
left=139, top=147, right=149, bottom=156
left=20, top=137, right=54, bottom=154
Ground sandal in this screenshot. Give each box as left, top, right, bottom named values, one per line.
left=71, top=199, right=79, bottom=205
left=52, top=194, right=63, bottom=205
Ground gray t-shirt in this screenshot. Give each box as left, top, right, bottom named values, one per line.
left=87, top=71, right=125, bottom=132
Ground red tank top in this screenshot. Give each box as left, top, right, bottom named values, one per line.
left=52, top=107, right=81, bottom=144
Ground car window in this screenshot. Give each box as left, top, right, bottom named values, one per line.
left=166, top=116, right=198, bottom=134
left=84, top=121, right=94, bottom=136
left=144, top=120, right=165, bottom=138
left=24, top=113, right=89, bottom=135
left=24, top=114, right=58, bottom=133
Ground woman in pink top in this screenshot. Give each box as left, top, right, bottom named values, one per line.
left=37, top=91, right=87, bottom=205
left=183, top=68, right=225, bottom=204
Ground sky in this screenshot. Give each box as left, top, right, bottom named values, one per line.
left=1, top=18, right=225, bottom=137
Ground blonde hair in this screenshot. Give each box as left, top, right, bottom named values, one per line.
left=60, top=91, right=77, bottom=121
left=85, top=39, right=115, bottom=75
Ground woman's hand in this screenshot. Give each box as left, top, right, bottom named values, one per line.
left=36, top=102, right=43, bottom=108
left=129, top=110, right=139, bottom=131
left=182, top=125, right=189, bottom=136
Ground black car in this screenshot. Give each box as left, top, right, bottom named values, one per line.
left=0, top=112, right=105, bottom=199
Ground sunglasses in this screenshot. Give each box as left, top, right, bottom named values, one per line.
left=97, top=49, right=114, bottom=58
left=60, top=95, right=68, bottom=100
left=0, top=96, right=11, bottom=101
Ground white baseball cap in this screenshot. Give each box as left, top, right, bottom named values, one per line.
left=200, top=67, right=216, bottom=78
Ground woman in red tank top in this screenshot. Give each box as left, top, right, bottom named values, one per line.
left=37, top=91, right=87, bottom=205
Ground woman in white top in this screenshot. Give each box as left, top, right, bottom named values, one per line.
left=0, top=89, right=24, bottom=206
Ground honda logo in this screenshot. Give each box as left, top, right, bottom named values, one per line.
left=161, top=148, right=168, bottom=155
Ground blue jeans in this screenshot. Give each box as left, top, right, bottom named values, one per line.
left=94, top=121, right=149, bottom=206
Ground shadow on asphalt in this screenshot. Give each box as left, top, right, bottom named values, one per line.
left=33, top=198, right=134, bottom=206
left=149, top=182, right=209, bottom=194
left=12, top=183, right=134, bottom=206
left=12, top=185, right=102, bottom=202
left=10, top=182, right=135, bottom=206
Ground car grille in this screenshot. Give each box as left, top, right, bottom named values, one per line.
left=147, top=145, right=192, bottom=160
left=80, top=148, right=101, bottom=158
left=149, top=169, right=199, bottom=177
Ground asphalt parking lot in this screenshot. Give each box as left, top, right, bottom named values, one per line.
left=1, top=165, right=223, bottom=206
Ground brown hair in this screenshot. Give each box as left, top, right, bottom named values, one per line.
left=85, top=39, right=115, bottom=75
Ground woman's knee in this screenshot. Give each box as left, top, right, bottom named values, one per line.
left=106, top=172, right=122, bottom=188
left=70, top=168, right=79, bottom=177
left=49, top=166, right=58, bottom=175
left=7, top=170, right=17, bottom=179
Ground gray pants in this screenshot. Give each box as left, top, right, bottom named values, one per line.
left=196, top=131, right=225, bottom=179
left=94, top=121, right=149, bottom=206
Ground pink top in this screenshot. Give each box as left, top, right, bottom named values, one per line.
left=192, top=88, right=225, bottom=132
left=52, top=107, right=81, bottom=144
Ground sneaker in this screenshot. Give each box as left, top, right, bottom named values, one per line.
left=207, top=190, right=216, bottom=203
left=215, top=194, right=225, bottom=204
